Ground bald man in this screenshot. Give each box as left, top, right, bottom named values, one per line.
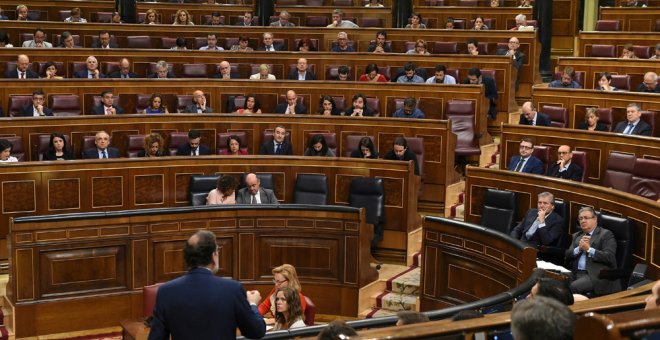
left=287, top=58, right=316, bottom=80
left=5, top=54, right=38, bottom=79
left=185, top=90, right=213, bottom=113
left=519, top=101, right=551, bottom=126
left=236, top=173, right=279, bottom=204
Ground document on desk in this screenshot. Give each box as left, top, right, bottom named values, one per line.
left=536, top=260, right=571, bottom=273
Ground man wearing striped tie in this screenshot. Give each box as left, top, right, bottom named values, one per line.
left=613, top=103, right=652, bottom=136
left=510, top=191, right=564, bottom=249
left=82, top=131, right=120, bottom=159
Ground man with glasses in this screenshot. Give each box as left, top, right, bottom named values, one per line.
left=331, top=32, right=355, bottom=52
left=236, top=173, right=279, bottom=204
left=18, top=90, right=53, bottom=116
left=547, top=145, right=583, bottom=181
left=270, top=10, right=294, bottom=27
left=565, top=207, right=617, bottom=295
left=510, top=192, right=563, bottom=248
left=287, top=58, right=316, bottom=80
left=636, top=72, right=659, bottom=93
left=214, top=60, right=236, bottom=79
left=519, top=101, right=551, bottom=126
left=507, top=137, right=544, bottom=174
left=275, top=90, right=306, bottom=115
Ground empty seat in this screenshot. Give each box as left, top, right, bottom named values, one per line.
left=590, top=44, right=616, bottom=58
left=217, top=132, right=248, bottom=155
left=143, top=283, right=163, bottom=318
left=480, top=188, right=516, bottom=234
left=8, top=95, right=33, bottom=117
left=276, top=0, right=297, bottom=4
left=596, top=213, right=635, bottom=294
left=360, top=17, right=383, bottom=28
left=542, top=106, right=568, bottom=128
left=405, top=137, right=425, bottom=177
left=610, top=74, right=631, bottom=91
left=448, top=115, right=480, bottom=156
left=366, top=97, right=380, bottom=117
left=93, top=12, right=113, bottom=23
left=189, top=175, right=221, bottom=206
left=571, top=150, right=588, bottom=182
left=103, top=62, right=120, bottom=76
left=595, top=20, right=621, bottom=32
left=4, top=136, right=25, bottom=161
left=533, top=145, right=550, bottom=173
left=597, top=108, right=614, bottom=131
left=303, top=296, right=316, bottom=326
left=176, top=95, right=193, bottom=113
left=49, top=95, right=81, bottom=116
left=306, top=16, right=329, bottom=27
left=161, top=37, right=178, bottom=49
left=629, top=158, right=660, bottom=200
left=182, top=64, right=209, bottom=78
left=634, top=45, right=652, bottom=59
left=453, top=19, right=466, bottom=29
left=349, top=177, right=385, bottom=247
left=168, top=132, right=189, bottom=156
left=603, top=152, right=636, bottom=191
left=126, top=134, right=145, bottom=158
left=293, top=174, right=328, bottom=205
left=135, top=94, right=151, bottom=113
left=446, top=100, right=475, bottom=116
left=433, top=42, right=458, bottom=54
left=640, top=111, right=656, bottom=136
left=126, top=36, right=152, bottom=49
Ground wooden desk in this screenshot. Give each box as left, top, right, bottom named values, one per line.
left=6, top=205, right=378, bottom=337
left=555, top=57, right=660, bottom=91
left=577, top=31, right=660, bottom=57
left=599, top=7, right=660, bottom=32
left=268, top=6, right=393, bottom=27
left=413, top=6, right=533, bottom=30
left=463, top=166, right=660, bottom=278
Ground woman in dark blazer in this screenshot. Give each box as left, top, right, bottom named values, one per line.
left=42, top=132, right=74, bottom=160
left=576, top=107, right=608, bottom=131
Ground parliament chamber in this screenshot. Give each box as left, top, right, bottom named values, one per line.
left=0, top=0, right=658, bottom=338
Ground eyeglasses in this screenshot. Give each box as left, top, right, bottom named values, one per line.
left=519, top=145, right=533, bottom=150
left=578, top=216, right=594, bottom=221
left=273, top=278, right=288, bottom=285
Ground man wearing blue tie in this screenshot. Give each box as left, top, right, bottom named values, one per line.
left=565, top=207, right=617, bottom=295
left=507, top=138, right=545, bottom=174
left=259, top=125, right=293, bottom=155
left=83, top=131, right=120, bottom=159
left=510, top=192, right=564, bottom=248
left=613, top=103, right=652, bottom=136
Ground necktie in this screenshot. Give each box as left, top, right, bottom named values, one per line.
left=106, top=107, right=112, bottom=115
left=122, top=74, right=127, bottom=79
left=275, top=144, right=282, bottom=155
left=624, top=123, right=634, bottom=135
left=251, top=194, right=256, bottom=204
left=191, top=147, right=197, bottom=156
left=20, top=72, right=25, bottom=79
left=89, top=73, right=93, bottom=79
left=514, top=157, right=525, bottom=172
left=101, top=150, right=107, bottom=159
left=525, top=219, right=541, bottom=240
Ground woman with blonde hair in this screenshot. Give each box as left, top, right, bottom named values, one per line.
left=259, top=264, right=308, bottom=325
left=173, top=9, right=194, bottom=25
left=138, top=133, right=166, bottom=157
left=250, top=64, right=276, bottom=80
left=144, top=9, right=159, bottom=24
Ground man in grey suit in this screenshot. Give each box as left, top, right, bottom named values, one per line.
left=22, top=28, right=53, bottom=48
left=565, top=206, right=617, bottom=295
left=236, top=173, right=278, bottom=204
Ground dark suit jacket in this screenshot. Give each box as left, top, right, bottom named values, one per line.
left=547, top=162, right=583, bottom=181
left=235, top=187, right=279, bottom=204
left=257, top=44, right=286, bottom=51
left=613, top=120, right=653, bottom=136
left=147, top=72, right=176, bottom=79
left=507, top=155, right=545, bottom=175
left=176, top=144, right=211, bottom=156
left=107, top=71, right=141, bottom=79
left=367, top=43, right=392, bottom=53
left=184, top=104, right=213, bottom=114
left=636, top=84, right=660, bottom=93
left=259, top=141, right=293, bottom=155
left=287, top=70, right=317, bottom=80
left=274, top=103, right=307, bottom=115
left=519, top=111, right=552, bottom=126
left=74, top=70, right=106, bottom=79
left=83, top=147, right=120, bottom=159
left=384, top=149, right=419, bottom=175
left=90, top=41, right=119, bottom=48
left=565, top=226, right=617, bottom=295
left=496, top=49, right=526, bottom=71
left=577, top=122, right=608, bottom=131
left=91, top=104, right=125, bottom=115
left=510, top=209, right=564, bottom=248
left=5, top=69, right=38, bottom=79
left=345, top=107, right=375, bottom=117
left=18, top=105, right=53, bottom=117
left=149, top=268, right=266, bottom=340
left=463, top=76, right=498, bottom=118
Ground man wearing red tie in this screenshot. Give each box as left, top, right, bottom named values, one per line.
left=5, top=54, right=38, bottom=79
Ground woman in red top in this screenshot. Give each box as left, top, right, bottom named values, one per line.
left=259, top=264, right=307, bottom=325
left=359, top=64, right=388, bottom=83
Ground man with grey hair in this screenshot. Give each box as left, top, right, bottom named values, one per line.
left=327, top=9, right=359, bottom=28
left=565, top=206, right=617, bottom=295
left=613, top=102, right=652, bottom=136
left=636, top=71, right=659, bottom=93
left=148, top=60, right=176, bottom=79
left=331, top=32, right=355, bottom=52
left=74, top=56, right=105, bottom=79
left=650, top=43, right=660, bottom=59
left=511, top=14, right=527, bottom=30
left=510, top=192, right=563, bottom=248
left=511, top=296, right=575, bottom=340
left=270, top=10, right=295, bottom=27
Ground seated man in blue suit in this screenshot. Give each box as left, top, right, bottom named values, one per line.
left=274, top=90, right=307, bottom=115
left=519, top=101, right=551, bottom=126
left=91, top=90, right=125, bottom=115
left=507, top=137, right=544, bottom=174
left=82, top=130, right=120, bottom=159
left=612, top=102, right=652, bottom=136
left=287, top=58, right=316, bottom=80
left=74, top=56, right=105, bottom=79
left=259, top=125, right=293, bottom=155
left=546, top=145, right=583, bottom=181
left=176, top=129, right=211, bottom=156
left=149, top=230, right=266, bottom=340
left=18, top=90, right=53, bottom=116
left=510, top=191, right=564, bottom=248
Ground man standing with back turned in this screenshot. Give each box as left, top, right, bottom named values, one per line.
left=149, top=230, right=266, bottom=340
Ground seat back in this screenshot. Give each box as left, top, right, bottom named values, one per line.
left=366, top=97, right=380, bottom=117
left=349, top=177, right=385, bottom=228
left=433, top=41, right=458, bottom=54
left=168, top=132, right=189, bottom=156
left=143, top=283, right=163, bottom=318
left=640, top=111, right=656, bottom=136
left=610, top=74, right=631, bottom=91
left=597, top=108, right=614, bottom=131
left=9, top=95, right=32, bottom=117
left=189, top=175, right=221, bottom=206
left=448, top=115, right=480, bottom=156
left=603, top=152, right=636, bottom=191
left=532, top=146, right=550, bottom=173
left=446, top=100, right=475, bottom=116
left=360, top=17, right=383, bottom=28
left=293, top=174, right=328, bottom=205
left=3, top=136, right=24, bottom=161
left=571, top=151, right=588, bottom=182
left=595, top=20, right=621, bottom=31
left=126, top=134, right=145, bottom=158
left=597, top=212, right=635, bottom=292
left=126, top=36, right=152, bottom=49
left=589, top=44, right=616, bottom=58
left=182, top=64, right=209, bottom=78
left=176, top=95, right=193, bottom=113
left=49, top=95, right=81, bottom=116
left=405, top=137, right=425, bottom=177
left=343, top=135, right=374, bottom=157
left=217, top=132, right=249, bottom=155
left=479, top=188, right=516, bottom=234
left=161, top=37, right=178, bottom=49
left=629, top=158, right=660, bottom=200
left=634, top=45, right=652, bottom=59
left=303, top=295, right=316, bottom=326
left=542, top=105, right=568, bottom=128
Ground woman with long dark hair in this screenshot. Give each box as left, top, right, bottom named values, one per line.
left=42, top=132, right=73, bottom=160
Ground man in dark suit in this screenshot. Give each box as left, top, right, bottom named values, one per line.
left=507, top=137, right=545, bottom=175
left=147, top=60, right=176, bottom=79
left=565, top=207, right=617, bottom=295
left=635, top=72, right=660, bottom=93
left=519, top=101, right=551, bottom=126
left=176, top=129, right=211, bottom=156
left=547, top=145, right=583, bottom=181
left=235, top=173, right=279, bottom=204
left=82, top=131, right=120, bottom=159
left=91, top=90, right=125, bottom=115
left=259, top=125, right=293, bottom=155
left=213, top=60, right=238, bottom=80
left=287, top=58, right=316, bottom=80
left=236, top=12, right=255, bottom=26
left=149, top=230, right=266, bottom=340
left=510, top=192, right=564, bottom=248
left=90, top=30, right=118, bottom=48
left=257, top=32, right=285, bottom=51
left=74, top=56, right=105, bottom=79
left=18, top=90, right=53, bottom=117
left=185, top=90, right=213, bottom=113
left=496, top=37, right=526, bottom=91
left=107, top=58, right=141, bottom=79
left=383, top=137, right=420, bottom=176
left=613, top=103, right=652, bottom=136
left=274, top=90, right=307, bottom=115
left=5, top=54, right=38, bottom=79
left=463, top=67, right=498, bottom=119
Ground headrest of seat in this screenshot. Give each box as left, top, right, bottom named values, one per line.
left=484, top=189, right=516, bottom=209
left=190, top=175, right=220, bottom=192
left=606, top=152, right=636, bottom=172
left=350, top=177, right=384, bottom=195
left=295, top=174, right=327, bottom=193
left=633, top=158, right=660, bottom=179
left=597, top=213, right=633, bottom=242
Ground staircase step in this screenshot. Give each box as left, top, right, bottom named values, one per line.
left=411, top=252, right=421, bottom=268
left=386, top=266, right=420, bottom=295
left=374, top=291, right=418, bottom=312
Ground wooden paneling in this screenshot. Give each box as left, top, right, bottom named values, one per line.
left=600, top=7, right=660, bottom=31
left=556, top=57, right=658, bottom=91
left=420, top=217, right=536, bottom=311
left=413, top=7, right=532, bottom=30
left=577, top=31, right=660, bottom=57
left=463, top=167, right=660, bottom=278
left=8, top=206, right=376, bottom=337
